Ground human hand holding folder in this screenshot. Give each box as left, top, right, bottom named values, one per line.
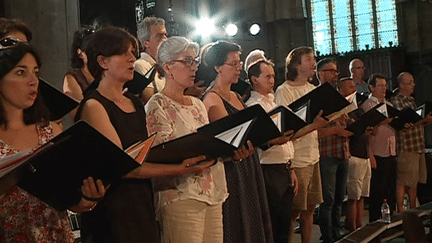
left=181, top=155, right=215, bottom=171
left=146, top=105, right=280, bottom=164
left=230, top=140, right=255, bottom=162
left=265, top=130, right=295, bottom=147
left=11, top=121, right=148, bottom=212
left=69, top=177, right=106, bottom=213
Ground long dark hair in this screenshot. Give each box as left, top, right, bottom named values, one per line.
left=70, top=28, right=96, bottom=69
left=0, top=44, right=50, bottom=126
left=83, top=26, right=138, bottom=97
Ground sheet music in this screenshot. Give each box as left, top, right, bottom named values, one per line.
left=215, top=119, right=254, bottom=148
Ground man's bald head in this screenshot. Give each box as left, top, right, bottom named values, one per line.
left=349, top=58, right=365, bottom=81
left=397, top=72, right=415, bottom=96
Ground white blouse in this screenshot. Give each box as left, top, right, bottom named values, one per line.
left=145, top=93, right=228, bottom=216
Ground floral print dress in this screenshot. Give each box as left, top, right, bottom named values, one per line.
left=145, top=93, right=228, bottom=218
left=0, top=123, right=74, bottom=243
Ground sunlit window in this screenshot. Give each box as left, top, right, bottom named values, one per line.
left=311, top=0, right=398, bottom=55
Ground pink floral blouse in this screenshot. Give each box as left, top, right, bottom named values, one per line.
left=0, top=123, right=74, bottom=243
left=145, top=93, right=228, bottom=216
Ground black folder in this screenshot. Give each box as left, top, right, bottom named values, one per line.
left=10, top=121, right=143, bottom=211
left=123, top=69, right=155, bottom=95
left=198, top=104, right=282, bottom=147
left=415, top=101, right=432, bottom=118
left=288, top=82, right=351, bottom=124
left=389, top=108, right=423, bottom=131
left=231, top=79, right=252, bottom=97
left=346, top=103, right=388, bottom=136
left=39, top=78, right=79, bottom=121
left=146, top=104, right=282, bottom=164
left=267, top=105, right=308, bottom=133
left=355, top=93, right=369, bottom=107
left=386, top=104, right=400, bottom=118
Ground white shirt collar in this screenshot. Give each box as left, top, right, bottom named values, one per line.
left=140, top=52, right=156, bottom=65
left=250, top=91, right=275, bottom=103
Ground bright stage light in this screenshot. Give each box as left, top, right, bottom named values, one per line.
left=249, top=23, right=261, bottom=36
left=195, top=18, right=215, bottom=38
left=225, top=23, right=238, bottom=37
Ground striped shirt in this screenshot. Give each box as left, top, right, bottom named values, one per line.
left=361, top=96, right=397, bottom=157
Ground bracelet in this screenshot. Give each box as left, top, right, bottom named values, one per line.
left=82, top=194, right=103, bottom=202
left=84, top=203, right=97, bottom=212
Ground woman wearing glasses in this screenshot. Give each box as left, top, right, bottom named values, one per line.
left=0, top=39, right=105, bottom=242
left=145, top=36, right=251, bottom=243
left=75, top=28, right=211, bottom=243
left=202, top=41, right=273, bottom=243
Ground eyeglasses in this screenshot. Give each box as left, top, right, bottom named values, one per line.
left=401, top=82, right=415, bottom=86
left=321, top=69, right=340, bottom=75
left=0, top=37, right=26, bottom=50
left=170, top=56, right=200, bottom=67
left=224, top=60, right=243, bottom=68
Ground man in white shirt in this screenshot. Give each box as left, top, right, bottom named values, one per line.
left=135, top=17, right=167, bottom=104
left=245, top=50, right=297, bottom=243
left=274, top=46, right=325, bottom=243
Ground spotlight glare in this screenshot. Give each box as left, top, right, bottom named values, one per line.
left=195, top=18, right=215, bottom=38
left=225, top=23, right=238, bottom=37
left=249, top=23, right=261, bottom=36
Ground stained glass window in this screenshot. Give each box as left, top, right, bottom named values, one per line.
left=311, top=0, right=332, bottom=55
left=333, top=0, right=352, bottom=53
left=310, top=0, right=398, bottom=54
left=376, top=0, right=398, bottom=47
left=354, top=0, right=375, bottom=50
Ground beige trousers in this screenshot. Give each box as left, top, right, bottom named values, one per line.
left=160, top=199, right=223, bottom=243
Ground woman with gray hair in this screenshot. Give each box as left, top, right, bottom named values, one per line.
left=145, top=36, right=251, bottom=243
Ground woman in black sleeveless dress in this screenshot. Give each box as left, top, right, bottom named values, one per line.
left=202, top=41, right=274, bottom=243
left=75, top=26, right=212, bottom=243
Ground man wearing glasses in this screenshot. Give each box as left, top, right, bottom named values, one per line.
left=390, top=72, right=432, bottom=213
left=316, top=58, right=339, bottom=87
left=361, top=74, right=397, bottom=222
left=316, top=58, right=353, bottom=243
left=349, top=59, right=369, bottom=95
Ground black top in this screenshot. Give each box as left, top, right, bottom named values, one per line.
left=76, top=90, right=159, bottom=243
left=81, top=90, right=147, bottom=149
left=65, top=68, right=92, bottom=94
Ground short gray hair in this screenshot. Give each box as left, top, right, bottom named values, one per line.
left=157, top=36, right=199, bottom=77
left=136, top=17, right=165, bottom=44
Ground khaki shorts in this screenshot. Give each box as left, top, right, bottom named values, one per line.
left=292, top=162, right=323, bottom=211
left=347, top=156, right=371, bottom=200
left=397, top=151, right=427, bottom=188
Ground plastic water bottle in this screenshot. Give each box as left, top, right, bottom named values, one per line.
left=381, top=199, right=391, bottom=223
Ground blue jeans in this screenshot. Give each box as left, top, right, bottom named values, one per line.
left=318, top=156, right=349, bottom=243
